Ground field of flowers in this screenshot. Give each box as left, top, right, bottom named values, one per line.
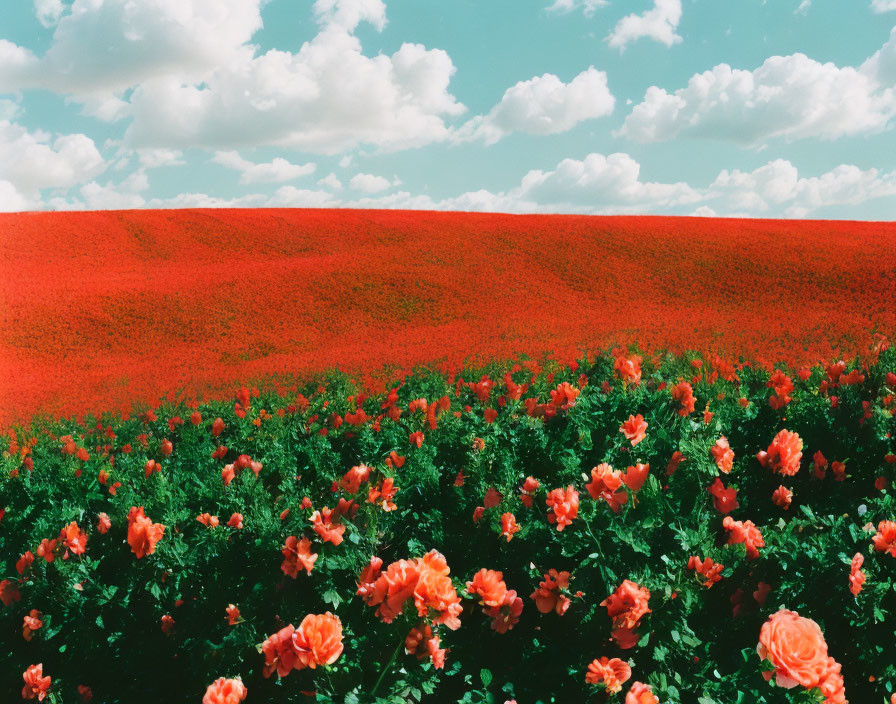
left=2, top=209, right=895, bottom=428
left=2, top=339, right=896, bottom=703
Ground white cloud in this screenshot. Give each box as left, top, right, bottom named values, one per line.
left=3, top=0, right=466, bottom=154
left=267, top=186, right=342, bottom=208
left=1, top=0, right=264, bottom=95
left=0, top=121, right=106, bottom=202
left=546, top=0, right=608, bottom=17
left=455, top=67, right=615, bottom=144
left=0, top=180, right=33, bottom=212
left=125, top=26, right=465, bottom=153
left=318, top=173, right=343, bottom=190
left=212, top=151, right=316, bottom=184
left=607, top=0, right=682, bottom=50
left=33, top=0, right=66, bottom=28
left=690, top=205, right=717, bottom=217
left=707, top=159, right=896, bottom=217
left=796, top=0, right=811, bottom=14
left=349, top=172, right=392, bottom=193
left=313, top=0, right=387, bottom=32
left=516, top=152, right=701, bottom=211
left=620, top=32, right=896, bottom=144
left=872, top=0, right=896, bottom=12
left=137, top=148, right=185, bottom=169
left=80, top=169, right=150, bottom=210
left=338, top=155, right=355, bottom=169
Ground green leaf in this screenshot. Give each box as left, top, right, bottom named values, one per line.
left=480, top=668, right=493, bottom=687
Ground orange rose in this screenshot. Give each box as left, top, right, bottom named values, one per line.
left=202, top=677, right=247, bottom=704
left=466, top=569, right=508, bottom=608
left=625, top=681, right=659, bottom=704
left=757, top=610, right=846, bottom=704
left=585, top=657, right=631, bottom=693
left=292, top=612, right=344, bottom=669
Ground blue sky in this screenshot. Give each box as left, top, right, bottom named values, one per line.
left=1, top=0, right=895, bottom=218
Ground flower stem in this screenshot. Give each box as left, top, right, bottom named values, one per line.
left=370, top=635, right=404, bottom=697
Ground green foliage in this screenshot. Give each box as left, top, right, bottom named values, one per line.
left=1, top=345, right=895, bottom=703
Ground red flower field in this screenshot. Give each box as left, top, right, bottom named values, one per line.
left=1, top=208, right=894, bottom=427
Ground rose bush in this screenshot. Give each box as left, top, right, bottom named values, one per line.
left=1, top=341, right=895, bottom=702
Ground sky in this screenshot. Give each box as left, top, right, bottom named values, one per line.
left=0, top=0, right=895, bottom=218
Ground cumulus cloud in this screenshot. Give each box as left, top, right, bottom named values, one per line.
left=707, top=159, right=896, bottom=218
left=124, top=22, right=465, bottom=153
left=33, top=0, right=66, bottom=28
left=80, top=169, right=149, bottom=210
left=137, top=149, right=185, bottom=169
left=607, top=0, right=682, bottom=50
left=546, top=0, right=608, bottom=17
left=349, top=173, right=392, bottom=193
left=318, top=173, right=343, bottom=190
left=872, top=0, right=896, bottom=12
left=312, top=0, right=387, bottom=32
left=620, top=30, right=896, bottom=144
left=516, top=152, right=701, bottom=211
left=212, top=151, right=316, bottom=184
left=1, top=0, right=263, bottom=96
left=0, top=121, right=106, bottom=206
left=455, top=67, right=615, bottom=144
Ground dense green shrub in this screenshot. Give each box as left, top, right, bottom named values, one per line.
left=2, top=343, right=895, bottom=703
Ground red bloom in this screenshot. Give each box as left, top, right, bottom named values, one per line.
left=483, top=487, right=502, bottom=508
left=767, top=369, right=794, bottom=409
left=756, top=429, right=803, bottom=476
left=203, top=677, right=247, bottom=704
left=585, top=657, right=632, bottom=693
left=586, top=463, right=629, bottom=513
left=262, top=625, right=297, bottom=678
left=872, top=520, right=896, bottom=557
left=688, top=556, right=724, bottom=588
left=226, top=604, right=241, bottom=626
left=127, top=506, right=165, bottom=559
left=466, top=569, right=508, bottom=607
left=161, top=614, right=175, bottom=635
left=211, top=417, right=225, bottom=437
left=723, top=516, right=765, bottom=559
left=77, top=685, right=93, bottom=703
left=707, top=478, right=739, bottom=514
left=545, top=486, right=579, bottom=531
left=549, top=381, right=580, bottom=410
left=831, top=461, right=846, bottom=482
left=530, top=569, right=571, bottom=615
left=292, top=612, right=344, bottom=670
left=227, top=513, right=244, bottom=529
left=625, top=681, right=659, bottom=704
left=666, top=450, right=685, bottom=476
left=813, top=450, right=828, bottom=479
left=772, top=485, right=793, bottom=510
left=848, top=553, right=866, bottom=596
left=340, top=464, right=371, bottom=493
left=614, top=353, right=642, bottom=385
left=622, top=463, right=650, bottom=493
left=472, top=506, right=485, bottom=523
left=601, top=580, right=651, bottom=649
left=368, top=477, right=399, bottom=511
left=22, top=664, right=51, bottom=701
left=710, top=437, right=734, bottom=474
left=619, top=414, right=648, bottom=446
left=282, top=536, right=318, bottom=577
left=486, top=589, right=523, bottom=633
left=59, top=521, right=88, bottom=556
left=37, top=538, right=57, bottom=562
left=16, top=551, right=35, bottom=575
left=409, top=431, right=425, bottom=448
left=500, top=512, right=520, bottom=541
left=671, top=381, right=696, bottom=416
left=22, top=609, right=43, bottom=641
left=1, top=578, right=22, bottom=606
left=196, top=513, right=219, bottom=528
left=310, top=507, right=345, bottom=546
left=97, top=513, right=111, bottom=534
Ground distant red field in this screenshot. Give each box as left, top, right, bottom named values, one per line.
left=1, top=208, right=894, bottom=427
